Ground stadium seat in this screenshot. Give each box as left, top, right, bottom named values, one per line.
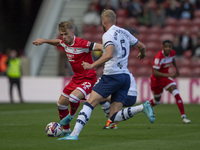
left=160, top=34, right=174, bottom=41
left=180, top=57, right=191, bottom=67
left=128, top=58, right=138, bottom=66
left=82, top=25, right=96, bottom=33
left=136, top=33, right=148, bottom=43
left=148, top=26, right=162, bottom=35
left=162, top=26, right=176, bottom=34
left=147, top=34, right=161, bottom=43
left=134, top=66, right=152, bottom=77
left=96, top=25, right=104, bottom=34
left=116, top=17, right=126, bottom=27
left=82, top=33, right=93, bottom=41
left=165, top=17, right=178, bottom=27
left=194, top=10, right=200, bottom=18
left=190, top=25, right=199, bottom=37
left=145, top=42, right=161, bottom=51
left=183, top=50, right=192, bottom=59
left=137, top=26, right=149, bottom=34
left=175, top=26, right=189, bottom=35
left=127, top=17, right=138, bottom=26
left=178, top=19, right=191, bottom=28
left=179, top=66, right=193, bottom=77
left=116, top=9, right=128, bottom=18
left=192, top=18, right=200, bottom=27
left=192, top=67, right=200, bottom=77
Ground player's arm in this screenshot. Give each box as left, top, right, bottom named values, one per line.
left=134, top=41, right=146, bottom=59
left=82, top=45, right=114, bottom=70
left=93, top=43, right=103, bottom=51
left=153, top=68, right=178, bottom=78
left=33, top=38, right=61, bottom=46
left=172, top=58, right=180, bottom=77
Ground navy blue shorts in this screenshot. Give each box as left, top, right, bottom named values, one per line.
left=93, top=74, right=130, bottom=105
left=123, top=96, right=137, bottom=107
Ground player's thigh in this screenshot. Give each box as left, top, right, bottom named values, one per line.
left=166, top=84, right=177, bottom=93
left=151, top=86, right=163, bottom=101
left=123, top=96, right=137, bottom=107
left=58, top=94, right=70, bottom=105
left=87, top=90, right=104, bottom=107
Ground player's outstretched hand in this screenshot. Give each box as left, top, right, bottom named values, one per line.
left=32, top=38, right=44, bottom=46
left=82, top=61, right=92, bottom=70
left=137, top=52, right=146, bottom=60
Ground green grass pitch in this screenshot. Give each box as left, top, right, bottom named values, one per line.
left=0, top=103, right=199, bottom=150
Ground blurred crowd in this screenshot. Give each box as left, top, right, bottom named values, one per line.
left=81, top=0, right=200, bottom=77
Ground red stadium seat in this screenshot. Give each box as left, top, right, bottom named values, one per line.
left=192, top=18, right=200, bottom=27
left=180, top=57, right=191, bottom=67
left=134, top=66, right=152, bottom=77
left=192, top=67, right=200, bottom=77
left=166, top=17, right=178, bottom=27
left=137, top=26, right=149, bottom=34
left=148, top=26, right=162, bottom=35
left=116, top=9, right=128, bottom=18
left=82, top=33, right=93, bottom=41
left=162, top=26, right=176, bottom=34
left=127, top=17, right=138, bottom=26
left=175, top=26, right=190, bottom=35
left=179, top=66, right=193, bottom=77
left=145, top=42, right=161, bottom=51
left=183, top=50, right=192, bottom=59
left=160, top=34, right=174, bottom=41
left=147, top=34, right=161, bottom=42
left=194, top=10, right=200, bottom=18
left=116, top=17, right=126, bottom=27
left=178, top=19, right=191, bottom=28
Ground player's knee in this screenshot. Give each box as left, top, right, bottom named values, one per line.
left=172, top=89, right=179, bottom=96
left=69, top=94, right=80, bottom=103
left=153, top=97, right=161, bottom=104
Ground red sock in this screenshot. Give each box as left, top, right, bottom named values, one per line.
left=69, top=101, right=80, bottom=116
left=57, top=105, right=70, bottom=130
left=174, top=94, right=185, bottom=115
left=149, top=98, right=157, bottom=106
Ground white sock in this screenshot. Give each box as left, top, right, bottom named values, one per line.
left=112, top=104, right=143, bottom=122
left=70, top=103, right=93, bottom=136
left=63, top=128, right=71, bottom=133
left=100, top=101, right=110, bottom=118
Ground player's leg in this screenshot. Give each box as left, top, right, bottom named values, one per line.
left=149, top=86, right=163, bottom=106
left=57, top=94, right=71, bottom=135
left=100, top=96, right=111, bottom=118
left=166, top=84, right=191, bottom=124
left=60, top=80, right=96, bottom=126
left=60, top=89, right=84, bottom=126
left=109, top=97, right=154, bottom=124
left=58, top=90, right=103, bottom=140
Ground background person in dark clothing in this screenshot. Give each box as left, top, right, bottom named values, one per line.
left=6, top=49, right=23, bottom=103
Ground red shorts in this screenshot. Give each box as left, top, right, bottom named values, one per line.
left=62, top=77, right=97, bottom=98
left=150, top=77, right=176, bottom=97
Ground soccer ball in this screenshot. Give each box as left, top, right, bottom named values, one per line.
left=45, top=122, right=62, bottom=137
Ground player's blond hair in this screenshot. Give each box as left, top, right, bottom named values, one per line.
left=101, top=9, right=116, bottom=24
left=59, top=21, right=73, bottom=32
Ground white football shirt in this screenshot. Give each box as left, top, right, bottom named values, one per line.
left=128, top=73, right=138, bottom=96
left=102, top=25, right=138, bottom=75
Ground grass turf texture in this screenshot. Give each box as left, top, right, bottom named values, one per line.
left=0, top=103, right=199, bottom=150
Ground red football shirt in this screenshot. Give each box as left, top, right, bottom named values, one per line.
left=60, top=36, right=97, bottom=80
left=151, top=49, right=176, bottom=85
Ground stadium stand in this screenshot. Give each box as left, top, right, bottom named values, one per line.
left=80, top=0, right=200, bottom=77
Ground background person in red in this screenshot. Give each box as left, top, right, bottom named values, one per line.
left=33, top=21, right=102, bottom=136
left=149, top=40, right=191, bottom=124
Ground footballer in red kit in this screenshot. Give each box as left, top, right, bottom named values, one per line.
left=149, top=40, right=191, bottom=124
left=33, top=21, right=103, bottom=136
